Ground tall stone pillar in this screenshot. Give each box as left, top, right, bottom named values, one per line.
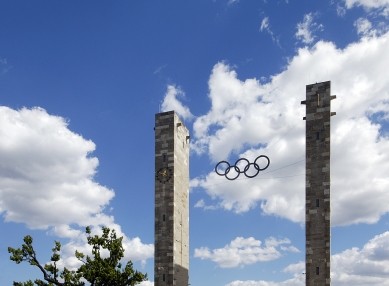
left=301, top=81, right=336, bottom=285
left=154, top=111, right=190, bottom=286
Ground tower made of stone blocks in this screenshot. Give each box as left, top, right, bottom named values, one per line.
left=301, top=81, right=336, bottom=285
left=154, top=111, right=190, bottom=286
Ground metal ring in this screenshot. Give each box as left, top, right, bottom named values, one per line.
left=214, top=155, right=270, bottom=180
left=225, top=165, right=240, bottom=180
left=234, top=158, right=250, bottom=173
left=254, top=155, right=270, bottom=171
left=243, top=162, right=260, bottom=178
left=215, top=161, right=230, bottom=176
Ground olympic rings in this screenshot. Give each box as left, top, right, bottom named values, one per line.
left=215, top=155, right=270, bottom=180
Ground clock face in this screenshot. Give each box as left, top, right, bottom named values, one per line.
left=156, top=167, right=172, bottom=183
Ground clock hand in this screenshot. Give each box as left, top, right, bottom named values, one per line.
left=159, top=170, right=167, bottom=176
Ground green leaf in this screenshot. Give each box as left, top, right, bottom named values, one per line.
left=9, top=226, right=148, bottom=285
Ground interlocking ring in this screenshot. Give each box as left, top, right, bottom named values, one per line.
left=215, top=155, right=270, bottom=180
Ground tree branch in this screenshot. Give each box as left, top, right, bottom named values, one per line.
left=31, top=253, right=64, bottom=286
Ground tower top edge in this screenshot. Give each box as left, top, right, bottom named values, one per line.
left=306, top=80, right=331, bottom=88
left=156, top=110, right=175, bottom=117
left=155, top=111, right=188, bottom=129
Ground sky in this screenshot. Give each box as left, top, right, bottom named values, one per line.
left=1, top=0, right=389, bottom=285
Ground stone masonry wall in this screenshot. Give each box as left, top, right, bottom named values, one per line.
left=302, top=81, right=335, bottom=285
left=154, top=111, right=189, bottom=286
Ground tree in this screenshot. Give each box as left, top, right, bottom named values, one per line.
left=8, top=226, right=148, bottom=286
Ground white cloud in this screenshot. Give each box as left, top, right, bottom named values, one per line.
left=383, top=6, right=389, bottom=16
left=260, top=17, right=270, bottom=32
left=194, top=199, right=205, bottom=208
left=194, top=236, right=298, bottom=268
left=0, top=107, right=153, bottom=265
left=228, top=0, right=240, bottom=5
left=161, top=85, right=194, bottom=121
left=0, top=57, right=13, bottom=74
left=0, top=107, right=111, bottom=229
left=226, top=276, right=303, bottom=286
left=194, top=199, right=219, bottom=210
left=47, top=225, right=83, bottom=239
left=153, top=64, right=167, bottom=74
left=227, top=231, right=389, bottom=285
left=295, top=13, right=324, bottom=44
left=53, top=224, right=153, bottom=271
left=337, top=4, right=347, bottom=16
left=282, top=261, right=305, bottom=274
left=331, top=231, right=389, bottom=285
left=225, top=261, right=304, bottom=285
left=354, top=17, right=389, bottom=37
left=260, top=17, right=280, bottom=46
left=344, top=0, right=389, bottom=9
left=139, top=282, right=154, bottom=286
left=280, top=246, right=300, bottom=253
left=191, top=30, right=389, bottom=226
left=344, top=0, right=389, bottom=17
left=355, top=18, right=373, bottom=35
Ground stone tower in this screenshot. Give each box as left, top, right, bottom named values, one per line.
left=301, top=81, right=336, bottom=285
left=154, top=111, right=190, bottom=286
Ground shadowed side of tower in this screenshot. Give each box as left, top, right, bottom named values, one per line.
left=302, top=81, right=336, bottom=285
left=154, top=111, right=189, bottom=286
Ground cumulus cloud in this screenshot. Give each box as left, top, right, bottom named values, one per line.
left=226, top=278, right=303, bottom=286
left=226, top=261, right=305, bottom=285
left=280, top=245, right=300, bottom=253
left=194, top=236, right=298, bottom=268
left=344, top=0, right=389, bottom=17
left=0, top=107, right=153, bottom=266
left=344, top=0, right=389, bottom=9
left=331, top=231, right=389, bottom=285
left=295, top=13, right=324, bottom=44
left=354, top=17, right=389, bottom=37
left=191, top=30, right=389, bottom=226
left=0, top=107, right=111, bottom=229
left=227, top=231, right=389, bottom=285
left=161, top=85, right=194, bottom=121
left=282, top=261, right=305, bottom=274
left=138, top=281, right=154, bottom=286
left=55, top=223, right=154, bottom=270
left=193, top=198, right=219, bottom=210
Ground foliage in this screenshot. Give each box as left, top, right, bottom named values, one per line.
left=8, top=226, right=147, bottom=286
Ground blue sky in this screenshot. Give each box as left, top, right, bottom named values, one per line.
left=1, top=1, right=389, bottom=285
